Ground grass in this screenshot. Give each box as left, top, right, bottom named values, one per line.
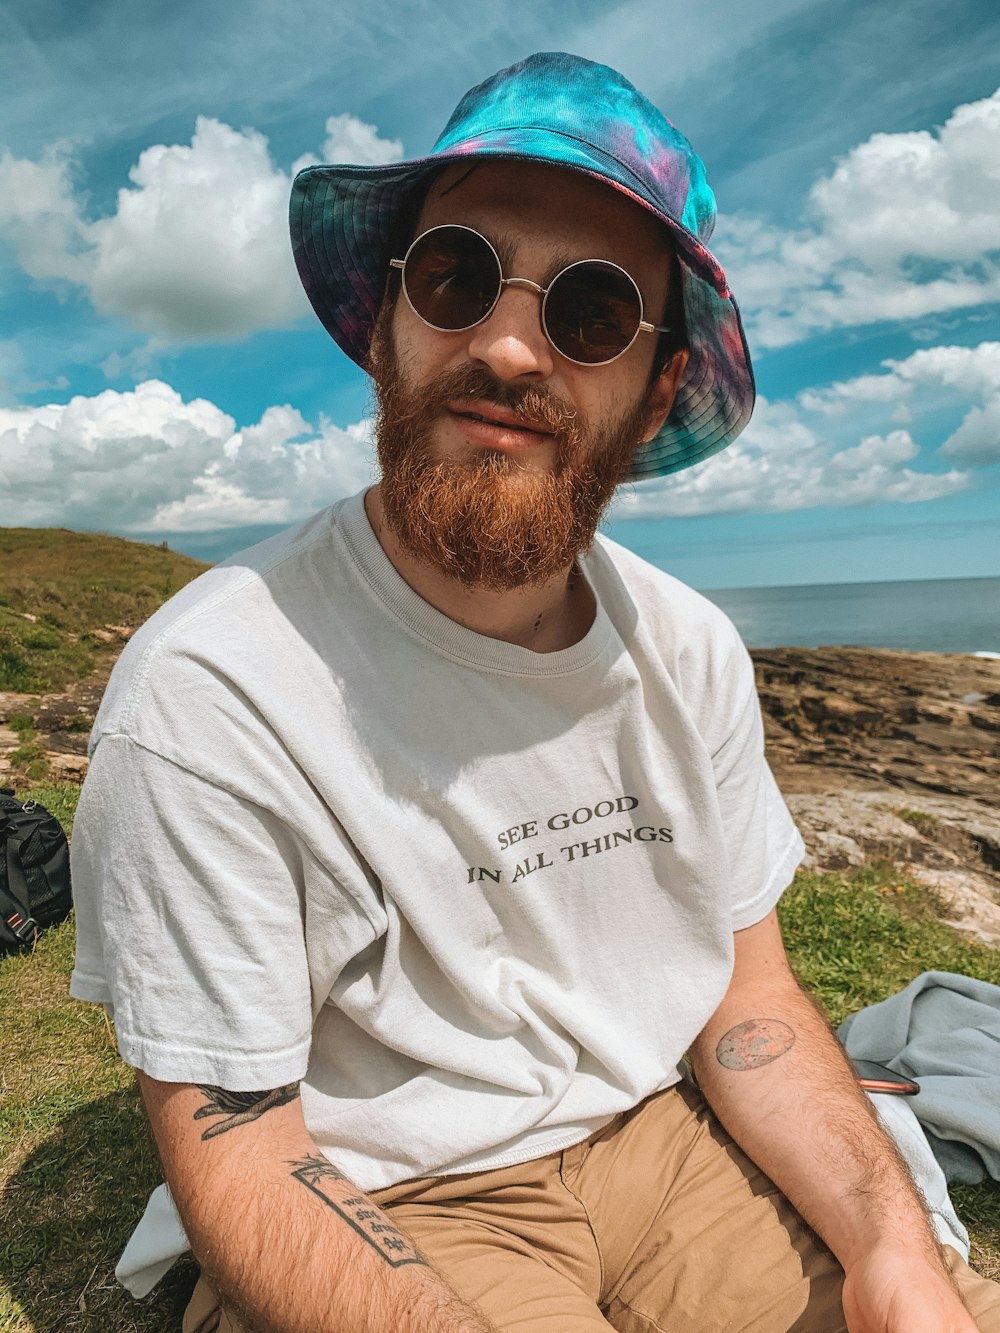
left=0, top=782, right=198, bottom=1332
left=779, top=863, right=1000, bottom=1026
left=898, top=808, right=941, bottom=834
left=0, top=616, right=95, bottom=698
left=4, top=718, right=48, bottom=784
left=0, top=529, right=206, bottom=694
left=1, top=786, right=998, bottom=1329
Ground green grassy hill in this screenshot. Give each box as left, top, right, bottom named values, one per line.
left=0, top=529, right=208, bottom=694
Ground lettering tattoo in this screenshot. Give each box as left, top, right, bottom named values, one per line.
left=716, top=1019, right=796, bottom=1071
left=194, top=1083, right=300, bottom=1139
left=289, top=1155, right=427, bottom=1269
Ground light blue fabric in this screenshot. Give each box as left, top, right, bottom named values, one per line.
left=839, top=971, right=1000, bottom=1185
left=867, top=1093, right=969, bottom=1259
left=115, top=1183, right=187, bottom=1298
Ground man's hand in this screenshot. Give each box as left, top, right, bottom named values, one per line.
left=842, top=1242, right=980, bottom=1333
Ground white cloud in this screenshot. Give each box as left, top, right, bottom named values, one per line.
left=799, top=341, right=1000, bottom=466
left=619, top=397, right=969, bottom=519
left=889, top=343, right=1000, bottom=398
left=87, top=118, right=306, bottom=337
left=291, top=114, right=404, bottom=177
left=810, top=114, right=1000, bottom=267
left=939, top=399, right=1000, bottom=465
left=147, top=477, right=292, bottom=531
left=0, top=112, right=403, bottom=341
left=0, top=145, right=91, bottom=286
left=0, top=379, right=375, bottom=531
left=801, top=342, right=1000, bottom=411
left=716, top=89, right=1000, bottom=347
left=635, top=337, right=1000, bottom=520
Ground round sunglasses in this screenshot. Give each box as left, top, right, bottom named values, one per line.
left=389, top=224, right=670, bottom=366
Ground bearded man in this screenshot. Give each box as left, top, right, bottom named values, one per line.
left=70, top=52, right=1000, bottom=1333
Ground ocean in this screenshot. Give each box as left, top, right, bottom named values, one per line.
left=698, top=576, right=1000, bottom=654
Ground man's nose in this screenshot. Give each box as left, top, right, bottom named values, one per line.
left=465, top=280, right=556, bottom=382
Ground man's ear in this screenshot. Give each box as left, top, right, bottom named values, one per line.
left=641, top=347, right=689, bottom=443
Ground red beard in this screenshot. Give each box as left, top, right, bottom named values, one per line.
left=369, top=312, right=650, bottom=591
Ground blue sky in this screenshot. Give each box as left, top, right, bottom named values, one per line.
left=1, top=0, right=998, bottom=588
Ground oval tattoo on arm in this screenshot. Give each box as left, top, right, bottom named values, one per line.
left=716, top=1019, right=796, bottom=1071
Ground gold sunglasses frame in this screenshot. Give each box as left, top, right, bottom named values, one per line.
left=389, top=224, right=670, bottom=367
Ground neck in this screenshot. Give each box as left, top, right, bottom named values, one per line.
left=364, top=486, right=595, bottom=652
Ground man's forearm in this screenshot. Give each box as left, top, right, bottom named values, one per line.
left=688, top=910, right=981, bottom=1333
left=689, top=979, right=941, bottom=1274
left=140, top=1075, right=495, bottom=1333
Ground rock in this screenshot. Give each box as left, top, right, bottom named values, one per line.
left=811, top=830, right=866, bottom=869
left=909, top=868, right=1000, bottom=948
left=45, top=752, right=89, bottom=779
left=768, top=650, right=1000, bottom=943
left=754, top=648, right=1000, bottom=806
left=784, top=789, right=1000, bottom=947
left=0, top=692, right=38, bottom=722
left=753, top=651, right=1000, bottom=943
left=0, top=656, right=114, bottom=783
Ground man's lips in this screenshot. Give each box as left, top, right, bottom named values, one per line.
left=448, top=401, right=554, bottom=437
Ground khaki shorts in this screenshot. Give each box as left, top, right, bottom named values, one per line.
left=184, top=1082, right=1000, bottom=1331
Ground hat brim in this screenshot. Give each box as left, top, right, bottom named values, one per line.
left=289, top=134, right=754, bottom=480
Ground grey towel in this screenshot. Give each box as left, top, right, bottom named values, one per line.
left=838, top=971, right=1000, bottom=1185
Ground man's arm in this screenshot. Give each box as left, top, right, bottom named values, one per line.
left=688, top=909, right=977, bottom=1333
left=138, top=1072, right=495, bottom=1333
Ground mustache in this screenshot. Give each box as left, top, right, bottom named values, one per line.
left=385, top=361, right=581, bottom=443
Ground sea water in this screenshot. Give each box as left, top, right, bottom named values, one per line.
left=697, top=577, right=1000, bottom=653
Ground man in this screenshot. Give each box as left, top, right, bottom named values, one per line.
left=70, top=53, right=1000, bottom=1332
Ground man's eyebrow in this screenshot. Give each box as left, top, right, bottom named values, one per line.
left=487, top=230, right=581, bottom=283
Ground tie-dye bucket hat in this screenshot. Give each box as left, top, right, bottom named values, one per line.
left=289, top=51, right=754, bottom=480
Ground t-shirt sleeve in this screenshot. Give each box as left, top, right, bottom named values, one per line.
left=70, top=733, right=318, bottom=1088
left=710, top=635, right=805, bottom=930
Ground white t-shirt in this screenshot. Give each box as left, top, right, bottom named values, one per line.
left=72, top=490, right=803, bottom=1195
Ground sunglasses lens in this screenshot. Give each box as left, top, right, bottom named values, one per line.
left=544, top=262, right=643, bottom=364
left=402, top=227, right=501, bottom=331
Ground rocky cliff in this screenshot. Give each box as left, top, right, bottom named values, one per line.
left=753, top=648, right=1000, bottom=945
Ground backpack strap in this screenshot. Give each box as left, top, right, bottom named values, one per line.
left=1, top=824, right=38, bottom=944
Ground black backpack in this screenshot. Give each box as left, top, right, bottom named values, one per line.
left=0, top=787, right=72, bottom=955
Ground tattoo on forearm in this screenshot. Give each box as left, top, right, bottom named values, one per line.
left=289, top=1155, right=427, bottom=1269
left=716, top=1019, right=796, bottom=1070
left=194, top=1083, right=300, bottom=1138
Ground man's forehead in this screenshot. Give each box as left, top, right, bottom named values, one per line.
left=417, top=159, right=672, bottom=260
